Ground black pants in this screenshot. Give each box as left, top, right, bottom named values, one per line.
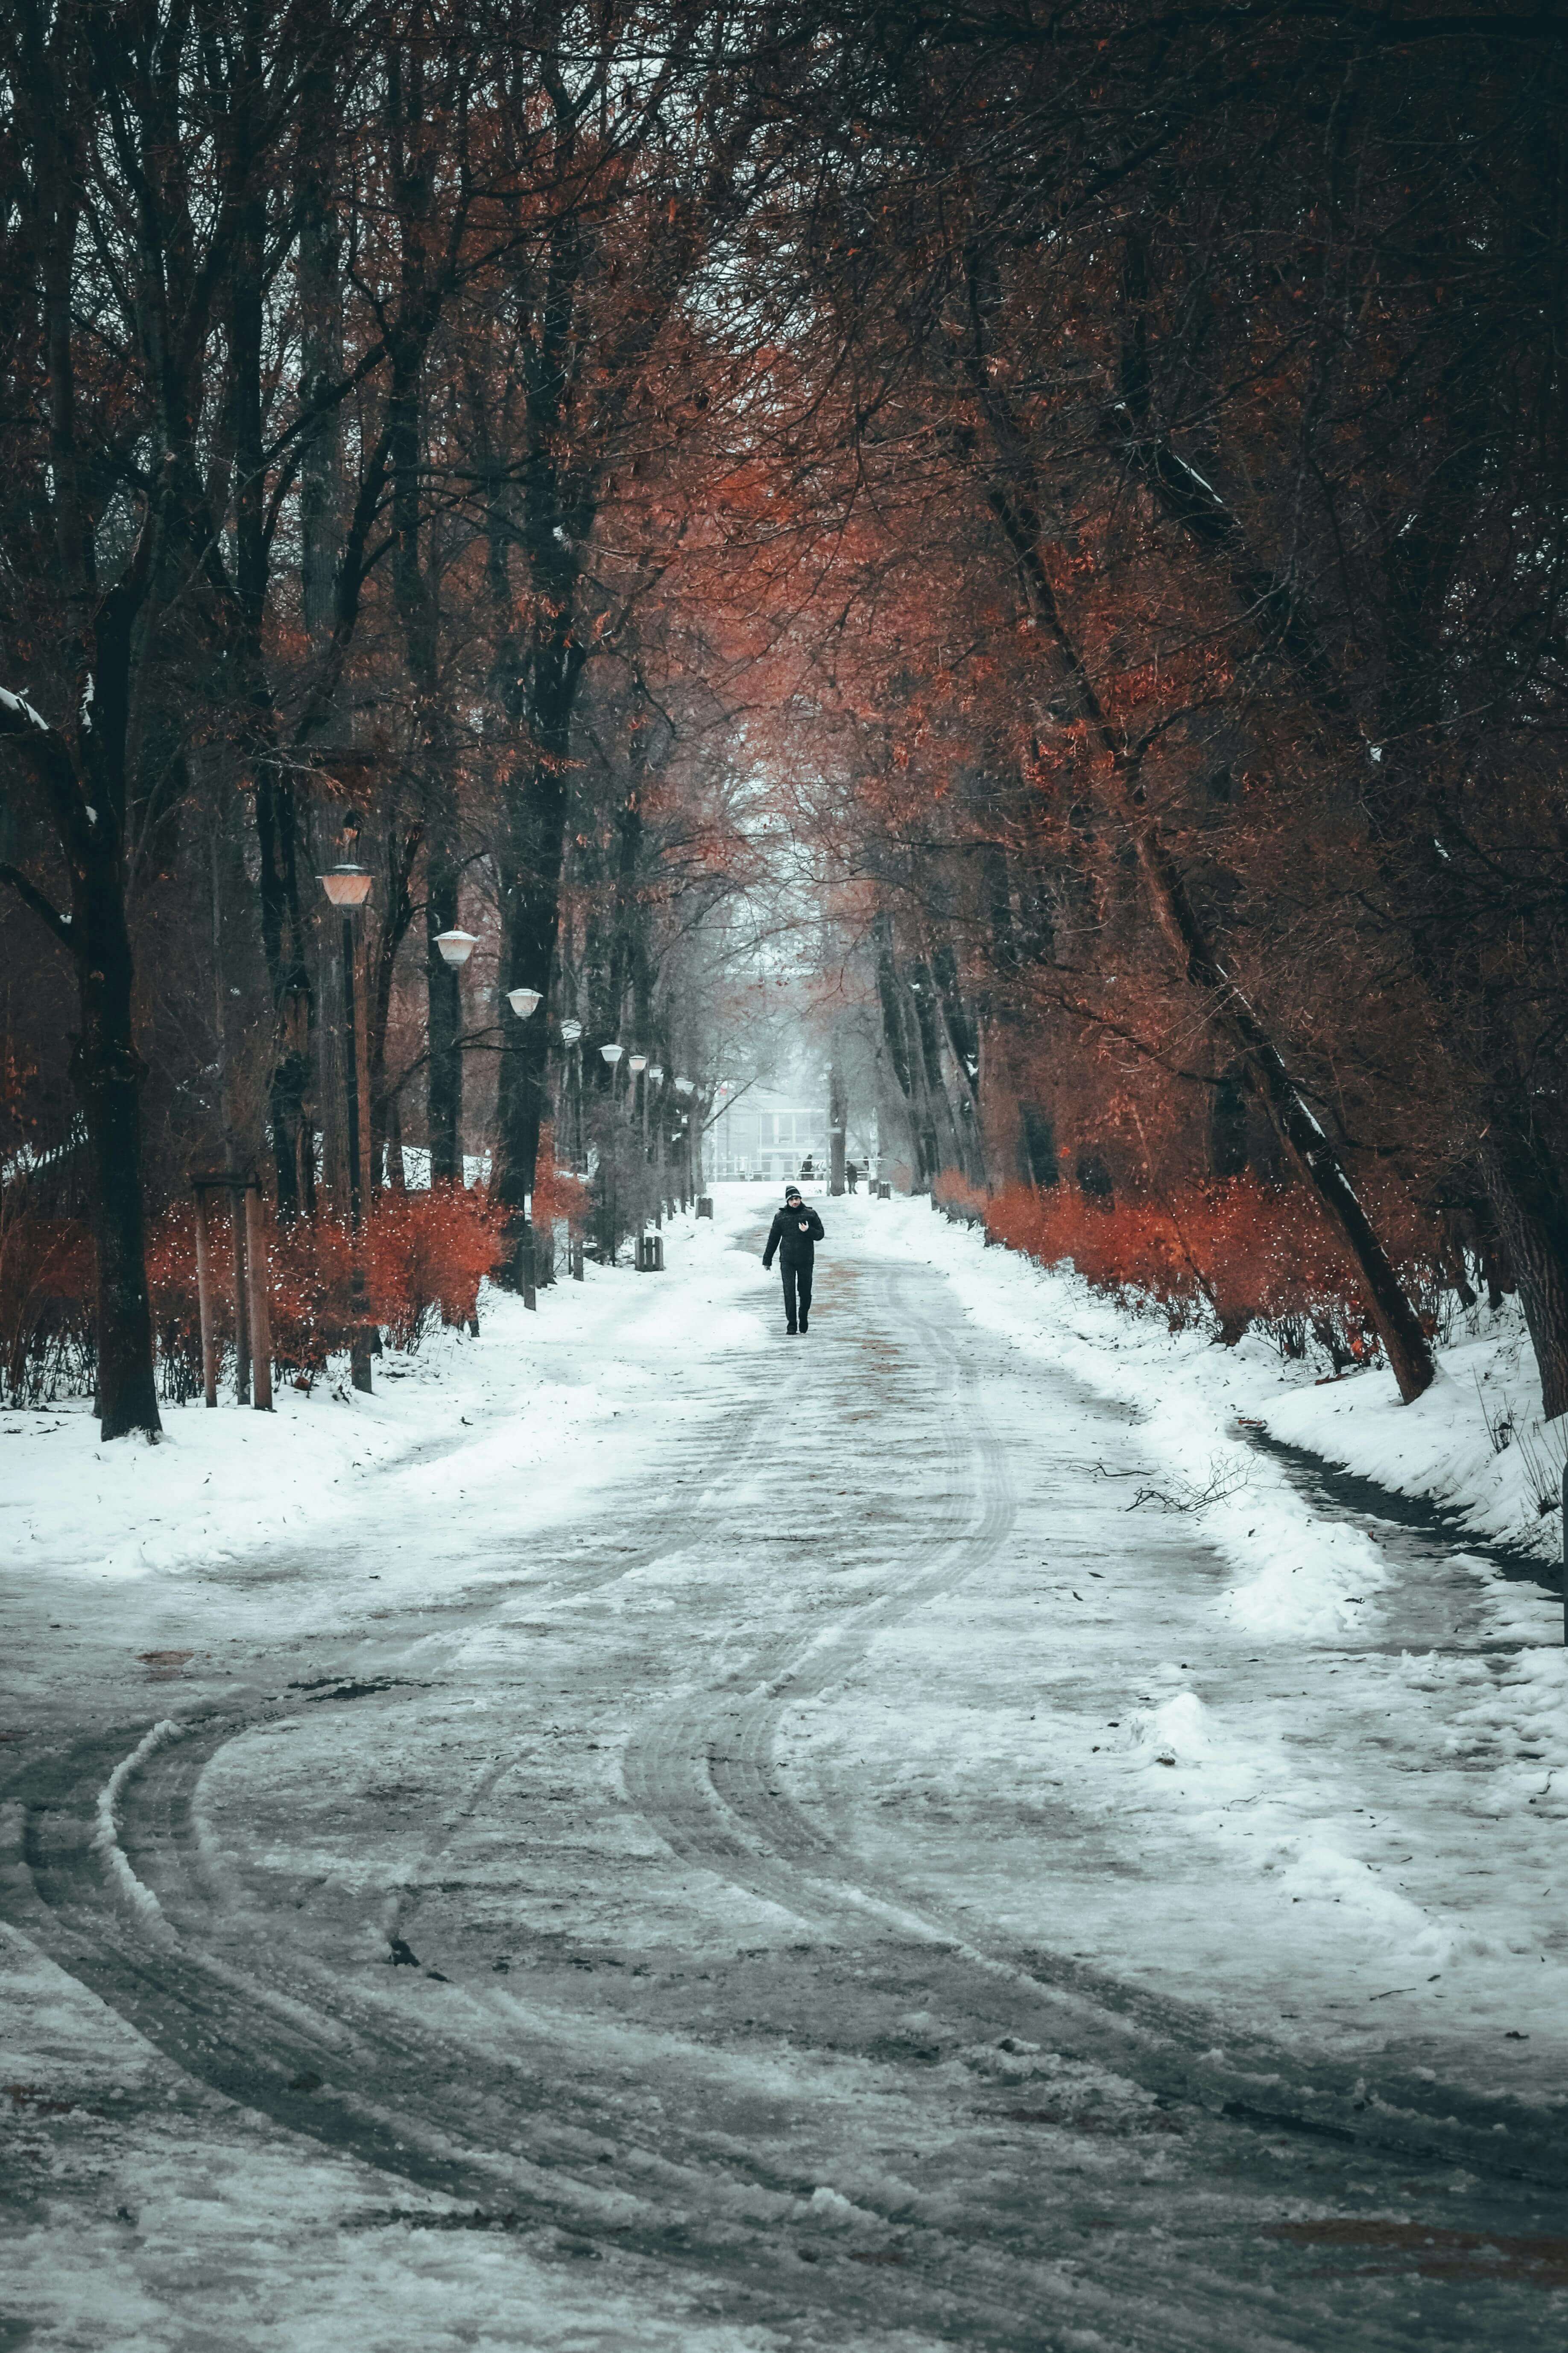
left=781, top=1259, right=813, bottom=1327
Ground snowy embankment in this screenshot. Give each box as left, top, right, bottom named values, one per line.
left=0, top=1209, right=750, bottom=1620
left=921, top=1191, right=1567, bottom=1598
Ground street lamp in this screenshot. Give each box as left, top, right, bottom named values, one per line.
left=320, top=864, right=373, bottom=910
left=560, top=1017, right=582, bottom=1046
left=559, top=1018, right=584, bottom=1170
left=507, top=985, right=542, bottom=1018
left=600, top=1042, right=624, bottom=1067
left=627, top=1054, right=649, bottom=1167
left=435, top=929, right=477, bottom=967
left=316, top=853, right=373, bottom=1393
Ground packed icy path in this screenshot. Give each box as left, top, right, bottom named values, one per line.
left=3, top=1191, right=1566, bottom=2351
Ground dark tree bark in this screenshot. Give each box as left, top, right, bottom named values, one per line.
left=2, top=686, right=162, bottom=1439
left=1480, top=1134, right=1568, bottom=1421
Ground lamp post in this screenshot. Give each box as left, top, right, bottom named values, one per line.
left=597, top=1044, right=624, bottom=1262
left=560, top=1016, right=583, bottom=1171
left=626, top=1054, right=649, bottom=1233
left=431, top=930, right=477, bottom=1187
left=647, top=1064, right=664, bottom=1224
left=319, top=856, right=374, bottom=1392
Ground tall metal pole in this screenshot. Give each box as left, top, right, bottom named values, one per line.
left=342, top=910, right=372, bottom=1393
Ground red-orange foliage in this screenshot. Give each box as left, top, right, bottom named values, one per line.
left=3, top=1188, right=509, bottom=1398
left=364, top=1188, right=508, bottom=1347
left=934, top=1173, right=1442, bottom=1363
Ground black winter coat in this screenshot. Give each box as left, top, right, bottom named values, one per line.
left=763, top=1204, right=824, bottom=1269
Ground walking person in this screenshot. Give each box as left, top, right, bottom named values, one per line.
left=845, top=1159, right=859, bottom=1194
left=763, top=1183, right=825, bottom=1335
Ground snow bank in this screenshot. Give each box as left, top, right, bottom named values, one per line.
left=1265, top=1325, right=1568, bottom=1565
left=0, top=1211, right=748, bottom=1598
left=874, top=1193, right=1562, bottom=1642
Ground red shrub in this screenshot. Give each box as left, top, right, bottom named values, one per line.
left=0, top=1178, right=510, bottom=1405
left=268, top=1210, right=354, bottom=1374
left=365, top=1186, right=507, bottom=1344
left=939, top=1171, right=1442, bottom=1360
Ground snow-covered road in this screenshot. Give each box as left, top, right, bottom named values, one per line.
left=3, top=1193, right=1566, bottom=2350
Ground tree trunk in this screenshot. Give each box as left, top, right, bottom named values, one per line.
left=1480, top=1135, right=1568, bottom=1421
left=493, top=654, right=584, bottom=1281
left=75, top=853, right=162, bottom=1440
left=1133, top=820, right=1434, bottom=1402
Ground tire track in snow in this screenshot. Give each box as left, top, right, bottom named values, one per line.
left=7, top=1345, right=1244, bottom=2351
left=5, top=1226, right=1563, bottom=2351
left=9, top=1720, right=1301, bottom=2353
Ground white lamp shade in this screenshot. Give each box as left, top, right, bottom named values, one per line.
left=628, top=1054, right=647, bottom=1073
left=507, top=986, right=543, bottom=1018
left=560, top=1018, right=583, bottom=1046
left=647, top=1065, right=664, bottom=1083
left=435, top=929, right=478, bottom=967
left=320, top=864, right=373, bottom=908
left=674, top=1075, right=694, bottom=1095
left=600, top=1042, right=624, bottom=1066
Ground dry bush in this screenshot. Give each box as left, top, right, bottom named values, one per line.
left=366, top=1187, right=507, bottom=1344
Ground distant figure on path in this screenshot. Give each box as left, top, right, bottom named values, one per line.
left=845, top=1160, right=859, bottom=1193
left=763, top=1184, right=825, bottom=1336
